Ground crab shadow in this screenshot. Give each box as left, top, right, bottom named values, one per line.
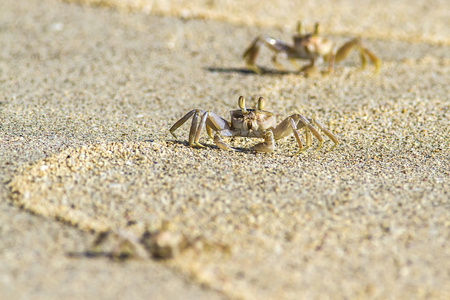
left=67, top=250, right=128, bottom=260
left=168, top=139, right=249, bottom=153
left=205, top=66, right=299, bottom=76
left=142, top=139, right=249, bottom=153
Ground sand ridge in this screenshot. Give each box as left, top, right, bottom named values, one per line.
left=1, top=0, right=449, bottom=299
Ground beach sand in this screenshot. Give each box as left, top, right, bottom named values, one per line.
left=1, top=0, right=449, bottom=299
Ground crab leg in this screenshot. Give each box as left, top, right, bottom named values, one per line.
left=194, top=111, right=232, bottom=148
left=296, top=115, right=324, bottom=151
left=205, top=112, right=231, bottom=132
left=169, top=109, right=205, bottom=147
left=297, top=115, right=324, bottom=151
left=362, top=47, right=381, bottom=73
left=326, top=49, right=337, bottom=73
left=271, top=55, right=284, bottom=70
left=289, top=58, right=302, bottom=70
left=206, top=125, right=213, bottom=139
left=272, top=114, right=316, bottom=139
left=289, top=118, right=303, bottom=155
left=208, top=107, right=230, bottom=139
left=311, top=119, right=339, bottom=151
left=192, top=111, right=208, bottom=148
left=299, top=59, right=318, bottom=77
left=169, top=109, right=196, bottom=139
left=213, top=127, right=245, bottom=151
left=242, top=37, right=263, bottom=72
left=272, top=116, right=297, bottom=140
left=359, top=48, right=368, bottom=69
left=274, top=114, right=325, bottom=152
left=243, top=36, right=297, bottom=73
left=170, top=109, right=232, bottom=148
left=335, top=38, right=361, bottom=64
left=187, top=110, right=206, bottom=147
left=288, top=117, right=315, bottom=154
left=305, top=126, right=312, bottom=150
left=335, top=38, right=380, bottom=72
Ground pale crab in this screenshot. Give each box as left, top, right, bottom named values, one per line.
left=170, top=96, right=339, bottom=154
left=243, top=21, right=380, bottom=76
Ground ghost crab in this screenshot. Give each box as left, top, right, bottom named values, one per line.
left=243, top=21, right=380, bottom=76
left=170, top=96, right=339, bottom=155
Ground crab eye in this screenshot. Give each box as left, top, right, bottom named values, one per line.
left=238, top=96, right=247, bottom=113
left=313, top=22, right=319, bottom=35
left=257, top=97, right=266, bottom=110
left=296, top=21, right=302, bottom=34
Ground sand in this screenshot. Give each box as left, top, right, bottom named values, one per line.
left=0, top=0, right=449, bottom=299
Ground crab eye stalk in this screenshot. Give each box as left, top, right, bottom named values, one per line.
left=296, top=21, right=303, bottom=34
left=314, top=22, right=319, bottom=35
left=257, top=97, right=266, bottom=110
left=238, top=96, right=247, bottom=113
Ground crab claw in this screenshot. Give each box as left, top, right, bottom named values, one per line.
left=250, top=131, right=275, bottom=153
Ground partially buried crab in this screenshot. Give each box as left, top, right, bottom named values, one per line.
left=170, top=96, right=339, bottom=154
left=243, top=21, right=380, bottom=76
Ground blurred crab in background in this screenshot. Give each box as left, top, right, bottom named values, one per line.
left=170, top=96, right=339, bottom=155
left=243, top=21, right=380, bottom=76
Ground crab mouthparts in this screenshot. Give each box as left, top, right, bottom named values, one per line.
left=245, top=112, right=257, bottom=130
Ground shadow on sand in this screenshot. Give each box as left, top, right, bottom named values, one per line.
left=205, top=66, right=299, bottom=76
left=167, top=139, right=249, bottom=153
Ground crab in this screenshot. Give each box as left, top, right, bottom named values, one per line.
left=169, top=96, right=339, bottom=155
left=243, top=21, right=380, bottom=76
